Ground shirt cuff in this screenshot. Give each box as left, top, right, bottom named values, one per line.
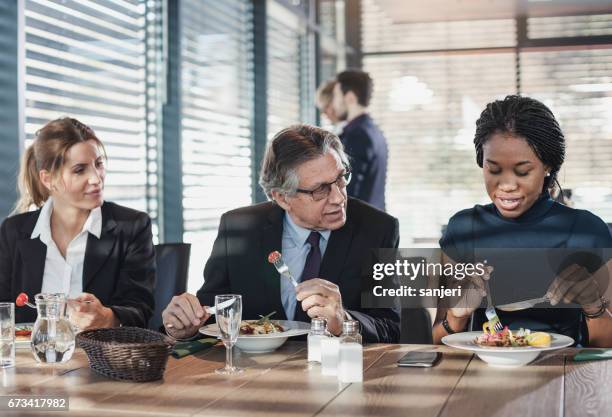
left=164, top=325, right=201, bottom=342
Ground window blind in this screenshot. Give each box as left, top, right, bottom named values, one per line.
left=267, top=1, right=303, bottom=139
left=361, top=0, right=516, bottom=244
left=23, top=0, right=157, bottom=225
left=267, top=0, right=316, bottom=139
left=180, top=0, right=254, bottom=291
left=528, top=14, right=612, bottom=38
left=521, top=47, right=612, bottom=221
left=361, top=0, right=612, bottom=245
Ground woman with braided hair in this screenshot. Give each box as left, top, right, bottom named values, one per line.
left=0, top=118, right=155, bottom=329
left=433, top=95, right=612, bottom=347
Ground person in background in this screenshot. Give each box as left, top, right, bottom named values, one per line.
left=0, top=118, right=156, bottom=329
left=552, top=187, right=574, bottom=207
left=432, top=95, right=612, bottom=347
left=332, top=69, right=388, bottom=211
left=316, top=79, right=343, bottom=134
left=162, top=124, right=400, bottom=343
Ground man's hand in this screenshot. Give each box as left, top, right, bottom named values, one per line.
left=161, top=293, right=211, bottom=339
left=68, top=293, right=118, bottom=331
left=296, top=278, right=345, bottom=335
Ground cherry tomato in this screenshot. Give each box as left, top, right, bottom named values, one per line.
left=268, top=251, right=281, bottom=263
left=15, top=292, right=29, bottom=307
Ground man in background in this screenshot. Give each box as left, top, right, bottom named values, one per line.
left=333, top=69, right=388, bottom=211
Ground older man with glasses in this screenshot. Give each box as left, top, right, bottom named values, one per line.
left=162, top=124, right=400, bottom=342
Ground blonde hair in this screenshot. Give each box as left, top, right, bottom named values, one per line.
left=13, top=118, right=105, bottom=214
left=316, top=79, right=336, bottom=110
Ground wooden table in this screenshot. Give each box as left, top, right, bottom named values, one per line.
left=1, top=342, right=610, bottom=417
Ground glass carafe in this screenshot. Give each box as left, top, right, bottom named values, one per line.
left=31, top=293, right=75, bottom=363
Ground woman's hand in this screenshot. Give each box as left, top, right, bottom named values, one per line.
left=546, top=263, right=609, bottom=313
left=443, top=257, right=493, bottom=320
left=433, top=254, right=492, bottom=341
left=68, top=293, right=118, bottom=331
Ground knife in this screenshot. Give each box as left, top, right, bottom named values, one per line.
left=497, top=295, right=550, bottom=311
left=205, top=298, right=235, bottom=315
left=166, top=298, right=235, bottom=329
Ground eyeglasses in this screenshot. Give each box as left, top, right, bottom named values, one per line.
left=295, top=169, right=352, bottom=201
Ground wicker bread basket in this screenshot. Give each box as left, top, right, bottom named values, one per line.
left=77, top=327, right=175, bottom=382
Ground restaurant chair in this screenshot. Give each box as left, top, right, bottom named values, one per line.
left=400, top=308, right=433, bottom=344
left=149, top=243, right=191, bottom=331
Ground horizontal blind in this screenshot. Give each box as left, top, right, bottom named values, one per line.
left=300, top=28, right=316, bottom=124
left=361, top=0, right=516, bottom=245
left=521, top=47, right=612, bottom=222
left=267, top=1, right=304, bottom=139
left=362, top=0, right=612, bottom=243
left=362, top=0, right=515, bottom=53
left=528, top=14, right=612, bottom=38
left=364, top=53, right=516, bottom=243
left=318, top=0, right=339, bottom=83
left=23, top=0, right=154, bottom=216
left=180, top=0, right=253, bottom=292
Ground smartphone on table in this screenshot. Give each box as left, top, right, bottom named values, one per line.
left=397, top=351, right=441, bottom=367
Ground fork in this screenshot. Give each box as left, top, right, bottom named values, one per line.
left=484, top=279, right=504, bottom=332
left=268, top=251, right=298, bottom=288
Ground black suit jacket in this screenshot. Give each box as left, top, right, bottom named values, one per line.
left=0, top=202, right=156, bottom=327
left=339, top=114, right=388, bottom=211
left=196, top=198, right=400, bottom=343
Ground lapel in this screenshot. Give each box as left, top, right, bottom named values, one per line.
left=16, top=210, right=46, bottom=297
left=260, top=204, right=286, bottom=318
left=82, top=203, right=117, bottom=290
left=319, top=214, right=355, bottom=285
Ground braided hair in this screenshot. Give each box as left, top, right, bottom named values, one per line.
left=474, top=95, right=565, bottom=191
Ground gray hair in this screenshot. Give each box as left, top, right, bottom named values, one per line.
left=259, top=124, right=350, bottom=199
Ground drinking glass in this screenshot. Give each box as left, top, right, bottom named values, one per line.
left=215, top=294, right=243, bottom=375
left=0, top=302, right=15, bottom=368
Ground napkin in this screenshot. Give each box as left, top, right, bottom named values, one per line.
left=171, top=337, right=219, bottom=359
left=573, top=349, right=612, bottom=362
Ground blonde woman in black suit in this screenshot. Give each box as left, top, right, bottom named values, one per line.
left=0, top=118, right=155, bottom=329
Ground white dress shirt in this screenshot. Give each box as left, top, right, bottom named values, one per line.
left=30, top=198, right=102, bottom=298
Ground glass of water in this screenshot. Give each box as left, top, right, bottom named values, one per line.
left=214, top=294, right=243, bottom=375
left=0, top=302, right=15, bottom=368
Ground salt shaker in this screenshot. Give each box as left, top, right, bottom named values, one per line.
left=308, top=317, right=327, bottom=363
left=320, top=334, right=340, bottom=376
left=338, top=320, right=363, bottom=383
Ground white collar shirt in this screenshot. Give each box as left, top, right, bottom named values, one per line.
left=30, top=198, right=102, bottom=298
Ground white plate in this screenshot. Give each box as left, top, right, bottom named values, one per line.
left=15, top=323, right=33, bottom=349
left=199, top=320, right=310, bottom=353
left=442, top=331, right=574, bottom=367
